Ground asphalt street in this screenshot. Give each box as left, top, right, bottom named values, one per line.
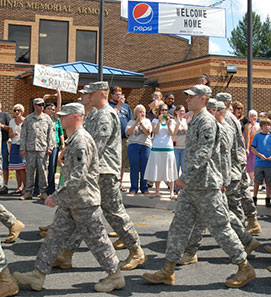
left=1, top=178, right=271, bottom=297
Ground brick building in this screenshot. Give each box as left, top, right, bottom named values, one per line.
left=0, top=0, right=209, bottom=114
left=143, top=55, right=271, bottom=114
left=1, top=0, right=270, bottom=116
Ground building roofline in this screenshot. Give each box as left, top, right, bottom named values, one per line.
left=141, top=54, right=271, bottom=73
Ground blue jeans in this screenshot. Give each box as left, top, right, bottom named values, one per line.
left=128, top=143, right=150, bottom=193
left=47, top=147, right=59, bottom=194
left=174, top=148, right=186, bottom=192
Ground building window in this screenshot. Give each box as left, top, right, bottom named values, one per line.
left=76, top=30, right=97, bottom=63
left=39, top=20, right=68, bottom=64
left=8, top=25, right=31, bottom=63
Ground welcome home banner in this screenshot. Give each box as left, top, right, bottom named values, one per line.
left=33, top=64, right=79, bottom=94
left=128, top=1, right=226, bottom=37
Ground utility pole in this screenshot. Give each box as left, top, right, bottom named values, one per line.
left=247, top=0, right=253, bottom=111
left=98, top=0, right=104, bottom=81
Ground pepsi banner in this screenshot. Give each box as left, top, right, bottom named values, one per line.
left=128, top=1, right=226, bottom=37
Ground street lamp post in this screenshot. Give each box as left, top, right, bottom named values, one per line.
left=98, top=0, right=104, bottom=81
left=247, top=0, right=252, bottom=111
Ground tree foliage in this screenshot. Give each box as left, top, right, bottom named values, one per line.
left=228, top=12, right=271, bottom=58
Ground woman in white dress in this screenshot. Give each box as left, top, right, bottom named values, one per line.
left=144, top=104, right=178, bottom=199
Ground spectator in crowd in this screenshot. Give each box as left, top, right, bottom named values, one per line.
left=144, top=104, right=177, bottom=200
left=147, top=88, right=164, bottom=120
left=19, top=98, right=54, bottom=201
left=164, top=93, right=176, bottom=115
left=43, top=90, right=65, bottom=194
left=109, top=86, right=132, bottom=192
left=251, top=117, right=271, bottom=207
left=126, top=104, right=152, bottom=196
left=244, top=110, right=260, bottom=185
left=232, top=101, right=249, bottom=132
left=199, top=73, right=211, bottom=86
left=173, top=105, right=187, bottom=194
left=0, top=102, right=11, bottom=194
left=8, top=104, right=26, bottom=194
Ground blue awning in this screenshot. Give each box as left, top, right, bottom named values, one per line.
left=15, top=61, right=146, bottom=88
left=50, top=61, right=144, bottom=77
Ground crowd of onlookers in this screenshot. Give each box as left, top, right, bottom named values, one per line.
left=1, top=76, right=271, bottom=204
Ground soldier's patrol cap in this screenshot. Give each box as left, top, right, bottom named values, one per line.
left=184, top=84, right=212, bottom=98
left=79, top=81, right=109, bottom=94
left=216, top=101, right=226, bottom=111
left=207, top=98, right=217, bottom=110
left=33, top=98, right=45, bottom=105
left=57, top=103, right=85, bottom=116
left=215, top=92, right=232, bottom=103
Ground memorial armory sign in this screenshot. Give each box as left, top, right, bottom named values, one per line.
left=0, top=0, right=109, bottom=15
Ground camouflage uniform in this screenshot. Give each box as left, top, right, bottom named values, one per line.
left=0, top=132, right=7, bottom=273
left=20, top=112, right=54, bottom=193
left=224, top=110, right=257, bottom=221
left=35, top=126, right=119, bottom=274
left=0, top=204, right=16, bottom=229
left=184, top=119, right=252, bottom=255
left=84, top=105, right=140, bottom=249
left=166, top=108, right=246, bottom=265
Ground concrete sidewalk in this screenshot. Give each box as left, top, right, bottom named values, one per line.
left=121, top=172, right=271, bottom=216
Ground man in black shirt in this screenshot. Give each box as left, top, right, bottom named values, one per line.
left=0, top=103, right=11, bottom=194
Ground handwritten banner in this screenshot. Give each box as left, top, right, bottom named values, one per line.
left=33, top=64, right=79, bottom=94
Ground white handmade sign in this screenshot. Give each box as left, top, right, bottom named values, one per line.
left=33, top=64, right=79, bottom=94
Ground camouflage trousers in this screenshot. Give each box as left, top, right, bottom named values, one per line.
left=35, top=206, right=120, bottom=275
left=240, top=168, right=257, bottom=217
left=0, top=240, right=7, bottom=273
left=0, top=204, right=16, bottom=229
left=64, top=174, right=140, bottom=251
left=166, top=189, right=247, bottom=265
left=25, top=151, right=49, bottom=193
left=184, top=192, right=252, bottom=255
left=226, top=180, right=245, bottom=224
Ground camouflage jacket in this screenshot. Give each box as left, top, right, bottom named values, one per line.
left=181, top=108, right=223, bottom=190
left=20, top=112, right=54, bottom=152
left=52, top=126, right=100, bottom=208
left=84, top=104, right=121, bottom=177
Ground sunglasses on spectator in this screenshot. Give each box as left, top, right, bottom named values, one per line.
left=13, top=109, right=21, bottom=112
left=161, top=109, right=168, bottom=111
left=236, top=107, right=243, bottom=110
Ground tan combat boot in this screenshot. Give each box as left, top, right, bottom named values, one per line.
left=52, top=250, right=73, bottom=269
left=113, top=238, right=126, bottom=250
left=40, top=231, right=47, bottom=238
left=246, top=215, right=262, bottom=235
left=13, top=268, right=45, bottom=291
left=120, top=246, right=147, bottom=270
left=108, top=231, right=118, bottom=237
left=39, top=192, right=48, bottom=201
left=38, top=225, right=49, bottom=232
left=20, top=191, right=32, bottom=200
left=142, top=261, right=175, bottom=285
left=5, top=220, right=25, bottom=243
left=245, top=238, right=260, bottom=256
left=225, top=259, right=255, bottom=288
left=94, top=269, right=125, bottom=292
left=0, top=267, right=19, bottom=297
left=177, top=253, right=198, bottom=265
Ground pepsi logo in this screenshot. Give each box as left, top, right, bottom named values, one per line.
left=133, top=3, right=154, bottom=25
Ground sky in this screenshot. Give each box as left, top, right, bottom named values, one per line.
left=121, top=0, right=271, bottom=56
